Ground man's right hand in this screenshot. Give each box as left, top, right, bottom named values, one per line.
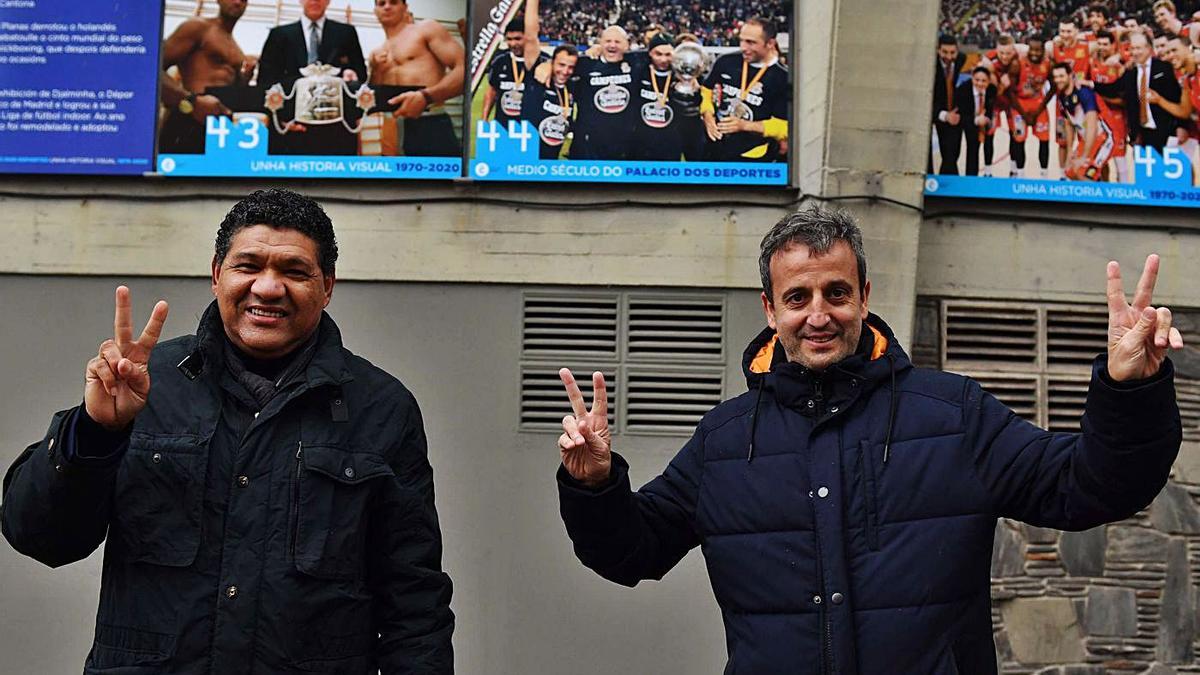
left=84, top=287, right=169, bottom=432
left=558, top=368, right=612, bottom=488
left=703, top=112, right=722, bottom=141
left=191, top=94, right=231, bottom=124
left=946, top=110, right=961, bottom=125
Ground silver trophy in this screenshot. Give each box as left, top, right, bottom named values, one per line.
left=264, top=63, right=376, bottom=134
left=671, top=42, right=709, bottom=95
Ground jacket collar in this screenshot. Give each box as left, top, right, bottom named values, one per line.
left=740, top=313, right=911, bottom=415
left=183, top=300, right=354, bottom=390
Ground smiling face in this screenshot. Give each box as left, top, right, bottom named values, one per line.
left=973, top=69, right=990, bottom=90
left=740, top=23, right=772, bottom=63
left=599, top=26, right=629, bottom=60
left=212, top=224, right=334, bottom=360
left=650, top=44, right=673, bottom=70
left=552, top=50, right=578, bottom=85
left=938, top=42, right=958, bottom=63
left=1027, top=40, right=1045, bottom=63
left=761, top=240, right=870, bottom=372
left=504, top=30, right=524, bottom=51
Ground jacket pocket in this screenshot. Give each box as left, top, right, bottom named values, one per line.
left=292, top=444, right=395, bottom=580
left=111, top=433, right=205, bottom=567
left=859, top=440, right=881, bottom=551
left=85, top=622, right=175, bottom=671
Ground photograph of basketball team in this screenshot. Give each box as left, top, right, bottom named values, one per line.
left=469, top=0, right=792, bottom=163
left=933, top=0, right=1200, bottom=183
left=159, top=0, right=466, bottom=160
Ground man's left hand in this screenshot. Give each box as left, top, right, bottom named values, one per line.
left=717, top=117, right=748, bottom=134
left=389, top=91, right=427, bottom=119
left=1106, top=254, right=1185, bottom=381
left=341, top=69, right=358, bottom=82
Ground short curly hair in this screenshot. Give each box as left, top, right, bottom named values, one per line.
left=758, top=205, right=867, bottom=302
left=214, top=189, right=338, bottom=275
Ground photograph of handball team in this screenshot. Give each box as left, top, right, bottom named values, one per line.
left=468, top=0, right=792, bottom=163
left=932, top=0, right=1200, bottom=184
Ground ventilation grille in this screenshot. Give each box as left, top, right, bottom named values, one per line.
left=944, top=302, right=1038, bottom=366
left=625, top=368, right=724, bottom=432
left=1179, top=377, right=1200, bottom=437
left=522, top=295, right=618, bottom=358
left=970, top=372, right=1040, bottom=423
left=1047, top=376, right=1090, bottom=432
left=1046, top=305, right=1107, bottom=368
left=520, top=366, right=617, bottom=429
left=627, top=296, right=724, bottom=361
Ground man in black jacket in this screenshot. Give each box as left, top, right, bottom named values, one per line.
left=931, top=34, right=967, bottom=174
left=258, top=0, right=368, bottom=155
left=1096, top=30, right=1181, bottom=152
left=954, top=66, right=998, bottom=176
left=1, top=189, right=454, bottom=674
left=553, top=206, right=1183, bottom=674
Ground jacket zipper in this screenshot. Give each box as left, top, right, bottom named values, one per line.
left=813, top=374, right=833, bottom=672
left=289, top=441, right=302, bottom=561
left=813, top=377, right=826, bottom=417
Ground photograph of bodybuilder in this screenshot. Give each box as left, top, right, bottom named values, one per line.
left=467, top=0, right=792, bottom=162
left=159, top=0, right=465, bottom=157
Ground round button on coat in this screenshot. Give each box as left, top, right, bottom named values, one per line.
left=237, top=476, right=249, bottom=487
left=226, top=585, right=238, bottom=598
left=831, top=592, right=844, bottom=604
left=817, top=486, right=830, bottom=498
left=344, top=467, right=355, bottom=479
left=151, top=453, right=162, bottom=464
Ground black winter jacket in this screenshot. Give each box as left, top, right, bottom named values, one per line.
left=559, top=314, right=1180, bottom=674
left=2, top=302, right=454, bottom=674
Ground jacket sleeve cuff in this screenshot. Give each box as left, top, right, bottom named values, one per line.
left=63, top=405, right=131, bottom=468
left=1086, top=355, right=1178, bottom=435
left=557, top=453, right=635, bottom=536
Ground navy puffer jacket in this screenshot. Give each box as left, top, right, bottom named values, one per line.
left=559, top=314, right=1180, bottom=674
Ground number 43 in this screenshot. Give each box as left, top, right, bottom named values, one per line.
left=205, top=116, right=261, bottom=150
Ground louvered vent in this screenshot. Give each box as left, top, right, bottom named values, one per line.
left=1178, top=377, right=1200, bottom=437
left=970, top=372, right=1040, bottom=423
left=522, top=294, right=619, bottom=358
left=1046, top=305, right=1107, bottom=368
left=625, top=368, right=724, bottom=432
left=944, top=302, right=1038, bottom=366
left=1047, top=376, right=1090, bottom=432
left=627, top=296, right=724, bottom=361
left=519, top=366, right=617, bottom=429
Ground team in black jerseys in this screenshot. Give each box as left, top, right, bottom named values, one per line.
left=498, top=0, right=789, bottom=163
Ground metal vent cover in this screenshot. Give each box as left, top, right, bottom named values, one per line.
left=624, top=367, right=725, bottom=433
left=519, top=365, right=617, bottom=430
left=943, top=301, right=1038, bottom=367
left=1046, top=305, right=1107, bottom=369
left=521, top=293, right=619, bottom=359
left=626, top=295, right=725, bottom=362
left=1046, top=375, right=1090, bottom=432
left=965, top=371, right=1041, bottom=424
left=1178, top=377, right=1200, bottom=438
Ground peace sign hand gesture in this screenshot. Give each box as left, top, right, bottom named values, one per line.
left=84, top=286, right=169, bottom=431
left=1106, top=254, right=1184, bottom=382
left=557, top=368, right=612, bottom=488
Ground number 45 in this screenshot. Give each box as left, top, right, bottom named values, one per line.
left=1134, top=145, right=1186, bottom=179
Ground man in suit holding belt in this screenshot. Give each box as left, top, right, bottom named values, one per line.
left=258, top=0, right=368, bottom=155
left=931, top=34, right=967, bottom=174
left=1097, top=30, right=1181, bottom=154
left=954, top=66, right=998, bottom=176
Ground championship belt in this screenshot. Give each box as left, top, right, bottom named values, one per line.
left=594, top=83, right=630, bottom=113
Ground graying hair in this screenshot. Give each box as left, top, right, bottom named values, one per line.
left=758, top=205, right=868, bottom=301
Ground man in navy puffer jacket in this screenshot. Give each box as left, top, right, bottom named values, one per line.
left=554, top=205, right=1184, bottom=674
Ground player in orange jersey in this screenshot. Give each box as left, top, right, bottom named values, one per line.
left=1161, top=35, right=1200, bottom=183
left=1087, top=30, right=1131, bottom=181
left=1047, top=20, right=1093, bottom=170
left=1012, top=41, right=1053, bottom=178
left=982, top=35, right=1024, bottom=176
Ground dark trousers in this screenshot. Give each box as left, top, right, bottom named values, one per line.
left=402, top=114, right=460, bottom=157
left=1136, top=126, right=1171, bottom=154
left=933, top=120, right=960, bottom=174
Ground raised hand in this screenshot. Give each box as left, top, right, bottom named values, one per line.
left=84, top=287, right=169, bottom=431
left=557, top=368, right=612, bottom=487
left=1106, top=254, right=1184, bottom=381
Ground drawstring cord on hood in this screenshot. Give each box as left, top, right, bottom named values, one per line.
left=882, top=353, right=898, bottom=465
left=746, top=377, right=766, bottom=463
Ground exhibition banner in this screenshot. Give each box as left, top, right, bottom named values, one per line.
left=466, top=0, right=792, bottom=185
left=927, top=2, right=1200, bottom=207
left=0, top=0, right=161, bottom=175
